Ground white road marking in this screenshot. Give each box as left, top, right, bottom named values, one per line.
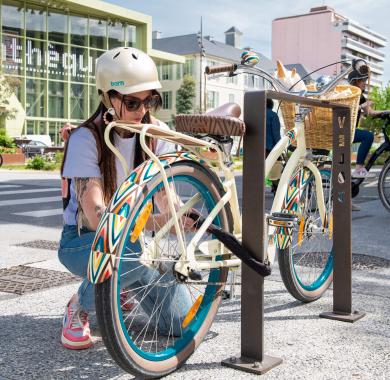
left=13, top=208, right=63, bottom=217
left=0, top=188, right=60, bottom=196
left=0, top=196, right=60, bottom=207
left=0, top=185, right=22, bottom=189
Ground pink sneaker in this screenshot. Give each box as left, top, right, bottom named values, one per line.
left=120, top=290, right=137, bottom=312
left=61, top=296, right=93, bottom=350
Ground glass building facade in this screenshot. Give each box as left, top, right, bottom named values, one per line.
left=0, top=0, right=144, bottom=144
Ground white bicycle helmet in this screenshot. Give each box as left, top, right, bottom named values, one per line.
left=95, top=47, right=162, bottom=118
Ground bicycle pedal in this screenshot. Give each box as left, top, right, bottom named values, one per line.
left=221, top=290, right=231, bottom=300
left=267, top=212, right=297, bottom=228
left=188, top=269, right=202, bottom=281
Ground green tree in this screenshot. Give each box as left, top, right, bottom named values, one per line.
left=176, top=75, right=196, bottom=115
left=0, top=67, right=19, bottom=120
left=363, top=85, right=390, bottom=133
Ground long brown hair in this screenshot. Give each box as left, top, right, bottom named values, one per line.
left=61, top=90, right=162, bottom=204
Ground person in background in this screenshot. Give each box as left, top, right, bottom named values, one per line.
left=348, top=70, right=382, bottom=179
left=348, top=70, right=390, bottom=211
left=266, top=98, right=281, bottom=155
left=266, top=98, right=282, bottom=194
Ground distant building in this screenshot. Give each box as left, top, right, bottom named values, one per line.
left=272, top=6, right=387, bottom=88
left=153, top=27, right=275, bottom=125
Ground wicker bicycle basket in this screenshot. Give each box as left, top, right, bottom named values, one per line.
left=279, top=85, right=361, bottom=150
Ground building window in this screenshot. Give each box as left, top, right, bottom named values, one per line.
left=48, top=11, right=68, bottom=43
left=244, top=74, right=254, bottom=88
left=70, top=84, right=88, bottom=120
left=70, top=46, right=89, bottom=82
left=2, top=2, right=24, bottom=36
left=229, top=94, right=235, bottom=103
left=70, top=15, right=88, bottom=46
left=161, top=64, right=173, bottom=80
left=108, top=22, right=125, bottom=49
left=2, top=34, right=24, bottom=76
left=226, top=75, right=238, bottom=85
left=207, top=91, right=219, bottom=109
left=254, top=76, right=263, bottom=89
left=176, top=64, right=182, bottom=80
left=162, top=91, right=172, bottom=109
left=89, top=18, right=106, bottom=49
left=48, top=81, right=65, bottom=118
left=26, top=5, right=46, bottom=40
left=183, top=59, right=194, bottom=76
left=126, top=25, right=137, bottom=47
left=26, top=78, right=46, bottom=117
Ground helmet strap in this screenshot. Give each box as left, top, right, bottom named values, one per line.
left=101, top=92, right=120, bottom=121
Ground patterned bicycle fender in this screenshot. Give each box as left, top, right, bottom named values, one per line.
left=87, top=152, right=205, bottom=284
left=274, top=167, right=311, bottom=250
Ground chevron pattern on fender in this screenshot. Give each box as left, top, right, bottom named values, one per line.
left=273, top=168, right=311, bottom=250
left=275, top=226, right=293, bottom=250
left=87, top=250, right=113, bottom=284
left=283, top=168, right=311, bottom=214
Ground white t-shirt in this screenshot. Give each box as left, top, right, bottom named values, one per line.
left=62, top=120, right=174, bottom=225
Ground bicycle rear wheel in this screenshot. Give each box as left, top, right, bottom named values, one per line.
left=378, top=159, right=390, bottom=212
left=95, top=161, right=233, bottom=378
left=278, top=167, right=333, bottom=302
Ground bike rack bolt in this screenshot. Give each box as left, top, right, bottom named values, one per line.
left=229, top=356, right=237, bottom=363
left=253, top=361, right=261, bottom=368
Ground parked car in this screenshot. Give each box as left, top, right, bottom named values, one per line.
left=22, top=140, right=49, bottom=158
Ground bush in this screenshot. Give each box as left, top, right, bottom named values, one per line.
left=54, top=151, right=64, bottom=164
left=26, top=155, right=58, bottom=170
left=26, top=155, right=45, bottom=170
left=0, top=129, right=16, bottom=149
left=0, top=146, right=16, bottom=154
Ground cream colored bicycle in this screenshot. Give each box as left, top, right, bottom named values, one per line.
left=87, top=56, right=367, bottom=378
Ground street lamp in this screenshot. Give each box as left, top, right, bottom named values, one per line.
left=197, top=17, right=205, bottom=113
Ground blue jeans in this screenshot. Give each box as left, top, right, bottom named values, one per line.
left=58, top=224, right=192, bottom=334
left=353, top=128, right=374, bottom=165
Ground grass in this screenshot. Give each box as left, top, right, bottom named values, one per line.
left=1, top=163, right=61, bottom=171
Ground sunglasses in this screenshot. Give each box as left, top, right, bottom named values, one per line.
left=121, top=94, right=160, bottom=112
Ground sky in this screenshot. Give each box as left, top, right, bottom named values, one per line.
left=106, top=0, right=390, bottom=86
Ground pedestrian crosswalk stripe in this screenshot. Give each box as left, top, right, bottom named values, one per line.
left=0, top=188, right=60, bottom=196
left=0, top=196, right=60, bottom=207
left=13, top=208, right=63, bottom=217
left=0, top=184, right=22, bottom=189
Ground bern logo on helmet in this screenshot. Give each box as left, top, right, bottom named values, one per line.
left=111, top=80, right=125, bottom=86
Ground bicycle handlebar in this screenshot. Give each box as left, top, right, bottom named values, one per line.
left=204, top=64, right=237, bottom=75
left=204, top=58, right=369, bottom=97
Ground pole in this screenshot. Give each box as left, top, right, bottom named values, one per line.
left=222, top=90, right=282, bottom=374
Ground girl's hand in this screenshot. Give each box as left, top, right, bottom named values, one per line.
left=59, top=123, right=77, bottom=142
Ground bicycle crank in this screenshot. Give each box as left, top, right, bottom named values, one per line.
left=187, top=212, right=272, bottom=277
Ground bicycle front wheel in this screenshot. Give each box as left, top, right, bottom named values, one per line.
left=95, top=161, right=233, bottom=378
left=278, top=167, right=333, bottom=302
left=378, top=159, right=390, bottom=212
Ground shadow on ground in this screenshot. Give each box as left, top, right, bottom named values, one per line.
left=0, top=314, right=127, bottom=380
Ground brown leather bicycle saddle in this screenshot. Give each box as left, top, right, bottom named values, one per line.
left=175, top=103, right=246, bottom=136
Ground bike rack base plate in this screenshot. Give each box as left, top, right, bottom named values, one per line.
left=221, top=354, right=282, bottom=375
left=319, top=310, right=366, bottom=323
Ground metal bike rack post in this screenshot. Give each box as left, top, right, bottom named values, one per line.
left=319, top=106, right=365, bottom=322
left=222, top=90, right=364, bottom=375
left=222, top=90, right=282, bottom=374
